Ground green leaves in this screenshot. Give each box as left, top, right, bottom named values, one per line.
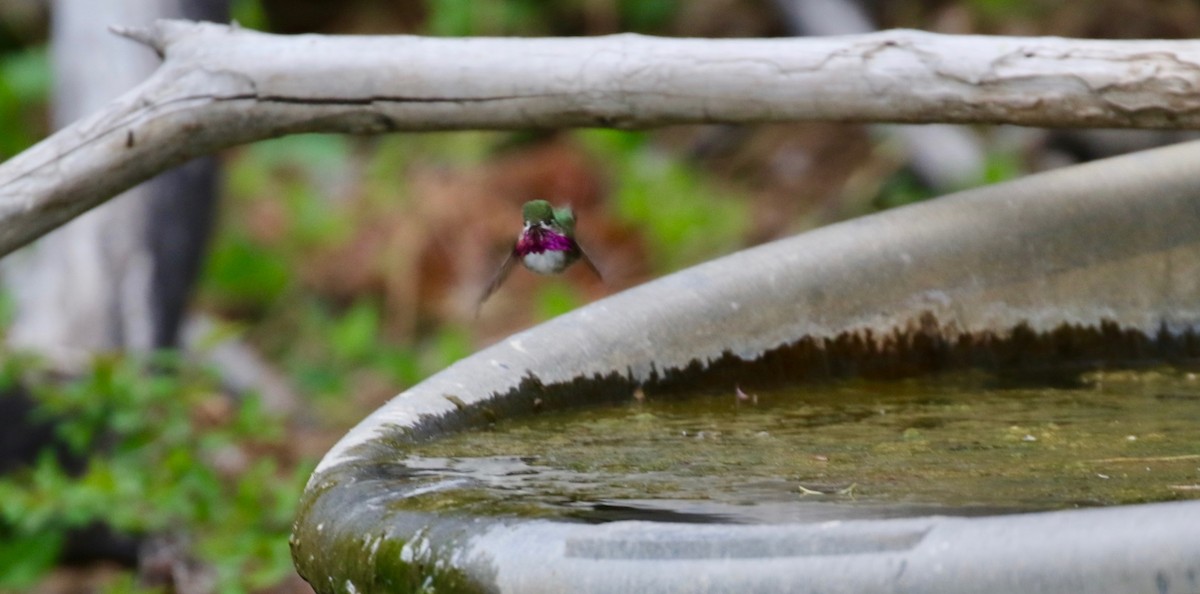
left=0, top=527, right=61, bottom=590
left=0, top=355, right=307, bottom=593
left=426, top=0, right=548, bottom=36
left=0, top=45, right=50, bottom=158
left=581, top=129, right=750, bottom=272
left=330, top=300, right=383, bottom=364
left=536, top=282, right=582, bottom=319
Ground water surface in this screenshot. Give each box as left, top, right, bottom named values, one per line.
left=397, top=367, right=1200, bottom=522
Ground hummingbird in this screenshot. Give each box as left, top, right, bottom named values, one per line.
left=478, top=200, right=602, bottom=308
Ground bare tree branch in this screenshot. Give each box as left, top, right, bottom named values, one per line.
left=3, top=19, right=1200, bottom=257
left=772, top=0, right=989, bottom=189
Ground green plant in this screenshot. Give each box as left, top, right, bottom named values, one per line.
left=230, top=0, right=268, bottom=30
left=618, top=0, right=679, bottom=31
left=873, top=169, right=934, bottom=211
left=874, top=149, right=1024, bottom=211
left=535, top=281, right=582, bottom=320
left=965, top=0, right=1052, bottom=21
left=426, top=0, right=548, bottom=36
left=0, top=45, right=50, bottom=158
left=0, top=353, right=308, bottom=593
left=580, top=129, right=750, bottom=272
left=981, top=150, right=1023, bottom=185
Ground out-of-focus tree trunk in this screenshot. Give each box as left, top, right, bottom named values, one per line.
left=0, top=0, right=229, bottom=575
left=2, top=0, right=225, bottom=367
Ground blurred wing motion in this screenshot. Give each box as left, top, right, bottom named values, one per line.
left=577, top=246, right=603, bottom=282
left=477, top=248, right=518, bottom=311
left=557, top=206, right=602, bottom=281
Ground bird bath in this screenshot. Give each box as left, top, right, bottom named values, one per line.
left=292, top=140, right=1200, bottom=594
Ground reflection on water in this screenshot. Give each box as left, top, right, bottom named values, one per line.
left=397, top=367, right=1200, bottom=523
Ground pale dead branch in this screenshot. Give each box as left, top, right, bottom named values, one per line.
left=3, top=20, right=1200, bottom=257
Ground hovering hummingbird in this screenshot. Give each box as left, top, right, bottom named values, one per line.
left=478, top=200, right=602, bottom=308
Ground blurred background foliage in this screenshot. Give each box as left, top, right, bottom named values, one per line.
left=1, top=0, right=1199, bottom=592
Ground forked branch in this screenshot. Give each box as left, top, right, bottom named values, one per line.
left=3, top=19, right=1200, bottom=256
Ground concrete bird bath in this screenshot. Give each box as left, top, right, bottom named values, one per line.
left=292, top=140, right=1200, bottom=594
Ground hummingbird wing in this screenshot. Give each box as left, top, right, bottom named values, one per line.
left=478, top=246, right=519, bottom=311
left=553, top=207, right=601, bottom=280
left=574, top=242, right=604, bottom=281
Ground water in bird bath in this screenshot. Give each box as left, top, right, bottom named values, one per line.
left=393, top=366, right=1200, bottom=523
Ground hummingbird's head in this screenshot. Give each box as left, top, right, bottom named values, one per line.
left=521, top=200, right=555, bottom=227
